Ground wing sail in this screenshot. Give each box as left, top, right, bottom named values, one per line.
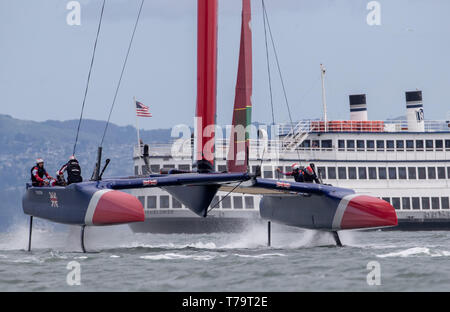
left=227, top=0, right=252, bottom=173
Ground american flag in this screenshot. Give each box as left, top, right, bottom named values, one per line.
left=136, top=101, right=152, bottom=117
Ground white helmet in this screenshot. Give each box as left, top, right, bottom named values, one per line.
left=69, top=155, right=76, bottom=161
left=291, top=163, right=301, bottom=170
left=36, top=158, right=44, bottom=164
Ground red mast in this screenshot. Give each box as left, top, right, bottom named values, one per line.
left=195, top=0, right=218, bottom=172
left=227, top=0, right=252, bottom=173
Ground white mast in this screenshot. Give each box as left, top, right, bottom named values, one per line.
left=320, top=64, right=328, bottom=132
left=134, top=96, right=141, bottom=156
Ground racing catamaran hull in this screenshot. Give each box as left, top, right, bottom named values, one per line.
left=22, top=183, right=145, bottom=226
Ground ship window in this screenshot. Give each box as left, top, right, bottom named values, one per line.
left=402, top=197, right=411, bottom=210
left=412, top=197, right=420, bottom=210
left=179, top=164, right=191, bottom=171
left=446, top=140, right=450, bottom=150
left=172, top=197, right=182, bottom=209
left=141, top=165, right=150, bottom=175
left=415, top=140, right=424, bottom=151
left=388, top=167, right=397, bottom=180
left=358, top=167, right=367, bottom=179
left=432, top=197, right=440, bottom=210
left=138, top=196, right=145, bottom=207
left=392, top=197, right=401, bottom=210
left=367, top=140, right=375, bottom=151
left=438, top=167, right=446, bottom=179
left=338, top=140, right=345, bottom=150
left=210, top=196, right=220, bottom=209
left=163, top=164, right=175, bottom=169
left=285, top=166, right=294, bottom=179
left=406, top=140, right=414, bottom=150
left=396, top=140, right=404, bottom=151
left=328, top=167, right=336, bottom=179
left=435, top=140, right=443, bottom=150
left=301, top=140, right=311, bottom=148
left=398, top=167, right=407, bottom=179
left=428, top=167, right=436, bottom=179
left=348, top=167, right=357, bottom=179
left=408, top=167, right=417, bottom=180
left=418, top=167, right=426, bottom=179
left=346, top=140, right=355, bottom=151
left=386, top=140, right=395, bottom=151
left=276, top=166, right=284, bottom=179
left=147, top=196, right=157, bottom=209
left=382, top=197, right=391, bottom=204
left=378, top=167, right=387, bottom=180
left=442, top=197, right=450, bottom=209
left=160, top=195, right=170, bottom=208
left=321, top=140, right=332, bottom=148
left=338, top=167, right=347, bottom=179
left=421, top=197, right=430, bottom=210
left=356, top=140, right=365, bottom=149
left=217, top=165, right=227, bottom=172
left=245, top=196, right=254, bottom=209
left=134, top=166, right=139, bottom=176
left=233, top=196, right=243, bottom=209
left=150, top=164, right=160, bottom=173
left=318, top=167, right=326, bottom=180
left=448, top=167, right=450, bottom=179
left=368, top=167, right=377, bottom=180
left=426, top=140, right=434, bottom=150
left=376, top=140, right=385, bottom=151
left=222, top=196, right=231, bottom=209
left=263, top=166, right=273, bottom=178
left=312, top=140, right=320, bottom=148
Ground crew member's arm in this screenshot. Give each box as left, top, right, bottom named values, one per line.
left=57, top=164, right=67, bottom=176
left=44, top=170, right=53, bottom=181
left=276, top=168, right=293, bottom=176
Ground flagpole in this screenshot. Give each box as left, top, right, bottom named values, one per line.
left=134, top=96, right=141, bottom=156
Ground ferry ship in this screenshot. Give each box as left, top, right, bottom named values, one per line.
left=129, top=91, right=450, bottom=233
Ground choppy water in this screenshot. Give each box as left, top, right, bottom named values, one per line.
left=0, top=222, right=449, bottom=291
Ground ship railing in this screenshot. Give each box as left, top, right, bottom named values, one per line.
left=134, top=136, right=450, bottom=162
left=278, top=119, right=450, bottom=134
left=279, top=121, right=312, bottom=151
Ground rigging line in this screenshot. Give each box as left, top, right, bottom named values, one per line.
left=100, top=0, right=145, bottom=147
left=262, top=0, right=301, bottom=162
left=207, top=180, right=244, bottom=214
left=72, top=0, right=106, bottom=156
left=261, top=0, right=275, bottom=126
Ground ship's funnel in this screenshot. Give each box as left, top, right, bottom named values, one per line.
left=349, top=94, right=368, bottom=121
left=405, top=91, right=424, bottom=132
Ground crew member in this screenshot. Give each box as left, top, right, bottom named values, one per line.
left=31, top=158, right=55, bottom=187
left=57, top=155, right=83, bottom=185
left=302, top=165, right=321, bottom=184
left=277, top=163, right=321, bottom=184
left=276, top=163, right=304, bottom=182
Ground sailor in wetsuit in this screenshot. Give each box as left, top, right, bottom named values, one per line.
left=31, top=158, right=56, bottom=187
left=277, top=163, right=321, bottom=184
left=57, top=155, right=83, bottom=185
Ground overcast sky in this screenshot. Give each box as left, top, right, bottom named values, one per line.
left=1, top=0, right=450, bottom=130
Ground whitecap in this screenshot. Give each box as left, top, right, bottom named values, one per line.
left=139, top=253, right=215, bottom=261
left=377, top=247, right=432, bottom=258
left=233, top=253, right=286, bottom=259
